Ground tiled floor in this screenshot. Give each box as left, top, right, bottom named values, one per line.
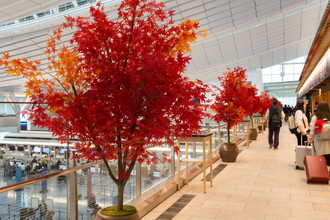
left=142, top=123, right=330, bottom=220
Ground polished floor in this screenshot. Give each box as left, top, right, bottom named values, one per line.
left=142, top=123, right=330, bottom=220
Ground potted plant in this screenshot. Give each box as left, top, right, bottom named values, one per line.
left=242, top=84, right=261, bottom=140
left=0, top=0, right=208, bottom=219
left=211, top=67, right=248, bottom=162
left=257, top=91, right=272, bottom=131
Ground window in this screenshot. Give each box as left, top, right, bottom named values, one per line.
left=284, top=64, right=294, bottom=74
left=59, top=2, right=75, bottom=12
left=37, top=10, right=51, bottom=18
left=19, top=16, right=35, bottom=23
left=262, top=56, right=306, bottom=83
left=77, top=0, right=96, bottom=6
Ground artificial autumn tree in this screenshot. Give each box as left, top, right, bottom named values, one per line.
left=0, top=0, right=208, bottom=216
left=242, top=84, right=261, bottom=129
left=241, top=84, right=261, bottom=140
left=258, top=91, right=272, bottom=131
left=211, top=67, right=248, bottom=162
left=258, top=91, right=272, bottom=116
left=211, top=66, right=250, bottom=143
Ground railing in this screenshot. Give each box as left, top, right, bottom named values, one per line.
left=0, top=123, right=248, bottom=219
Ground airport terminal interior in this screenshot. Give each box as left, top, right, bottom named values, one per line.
left=0, top=0, right=330, bottom=219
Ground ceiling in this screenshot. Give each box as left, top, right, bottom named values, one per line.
left=0, top=0, right=328, bottom=96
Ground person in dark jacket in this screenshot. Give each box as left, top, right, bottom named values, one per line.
left=265, top=99, right=285, bottom=150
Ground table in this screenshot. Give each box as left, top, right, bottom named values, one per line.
left=177, top=133, right=213, bottom=193
left=233, top=120, right=250, bottom=148
left=253, top=116, right=266, bottom=135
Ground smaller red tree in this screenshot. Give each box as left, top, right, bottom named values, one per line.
left=241, top=84, right=261, bottom=128
left=258, top=91, right=272, bottom=116
left=271, top=97, right=283, bottom=109
left=211, top=67, right=249, bottom=143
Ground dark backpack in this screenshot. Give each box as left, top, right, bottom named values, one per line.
left=269, top=107, right=282, bottom=129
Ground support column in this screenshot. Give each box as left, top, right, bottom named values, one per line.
left=66, top=142, right=78, bottom=220
left=67, top=172, right=78, bottom=220
left=135, top=163, right=141, bottom=197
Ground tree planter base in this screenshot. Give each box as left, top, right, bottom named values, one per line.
left=249, top=128, right=258, bottom=140
left=95, top=207, right=140, bottom=220
left=219, top=143, right=238, bottom=162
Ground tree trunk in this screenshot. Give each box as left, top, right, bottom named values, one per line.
left=117, top=180, right=125, bottom=212
left=227, top=128, right=230, bottom=143
left=249, top=115, right=254, bottom=128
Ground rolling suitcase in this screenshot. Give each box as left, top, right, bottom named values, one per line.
left=295, top=145, right=312, bottom=169
left=303, top=155, right=329, bottom=184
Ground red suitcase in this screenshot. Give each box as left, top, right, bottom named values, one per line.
left=303, top=155, right=329, bottom=184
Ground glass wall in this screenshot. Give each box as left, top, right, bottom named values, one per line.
left=0, top=96, right=27, bottom=115
left=0, top=122, right=246, bottom=219
left=262, top=56, right=306, bottom=83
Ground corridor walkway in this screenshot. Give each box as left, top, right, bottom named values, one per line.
left=142, top=123, right=330, bottom=220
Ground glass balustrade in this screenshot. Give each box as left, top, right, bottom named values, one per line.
left=0, top=122, right=245, bottom=219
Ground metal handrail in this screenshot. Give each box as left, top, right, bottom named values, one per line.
left=0, top=161, right=102, bottom=193
left=0, top=123, right=228, bottom=193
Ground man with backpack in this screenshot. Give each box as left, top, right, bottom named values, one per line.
left=265, top=99, right=285, bottom=150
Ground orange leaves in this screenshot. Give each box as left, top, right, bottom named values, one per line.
left=171, top=19, right=207, bottom=56
left=2, top=52, right=10, bottom=59
left=211, top=67, right=250, bottom=137
left=53, top=26, right=63, bottom=41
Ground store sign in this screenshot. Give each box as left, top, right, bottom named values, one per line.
left=298, top=50, right=330, bottom=97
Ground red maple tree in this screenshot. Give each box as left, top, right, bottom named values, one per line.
left=0, top=0, right=208, bottom=212
left=241, top=84, right=261, bottom=128
left=271, top=97, right=283, bottom=108
left=211, top=67, right=249, bottom=143
left=258, top=91, right=272, bottom=116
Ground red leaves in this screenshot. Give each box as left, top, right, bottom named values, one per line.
left=258, top=91, right=272, bottom=116
left=211, top=67, right=250, bottom=141
left=0, top=0, right=208, bottom=182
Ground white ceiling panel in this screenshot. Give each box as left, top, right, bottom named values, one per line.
left=208, top=22, right=232, bottom=35
left=164, top=0, right=178, bottom=8
left=229, top=0, right=249, bottom=9
left=249, top=57, right=262, bottom=68
left=284, top=43, right=298, bottom=59
left=0, top=0, right=328, bottom=95
left=261, top=52, right=273, bottom=68
left=256, top=0, right=280, bottom=12
left=204, top=1, right=229, bottom=9
left=232, top=8, right=256, bottom=20
left=177, top=1, right=200, bottom=11
left=301, top=9, right=320, bottom=39
left=234, top=14, right=258, bottom=27
left=207, top=10, right=232, bottom=23
left=281, top=0, right=306, bottom=10
left=238, top=59, right=251, bottom=69
left=204, top=2, right=230, bottom=14
left=250, top=24, right=268, bottom=54
left=257, top=7, right=281, bottom=21
left=231, top=1, right=255, bottom=14
left=273, top=48, right=285, bottom=64
left=234, top=30, right=253, bottom=58
left=219, top=35, right=238, bottom=62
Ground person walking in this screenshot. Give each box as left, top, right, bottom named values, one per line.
left=283, top=104, right=290, bottom=121
left=294, top=99, right=309, bottom=145
left=307, top=101, right=330, bottom=167
left=265, top=99, right=285, bottom=150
